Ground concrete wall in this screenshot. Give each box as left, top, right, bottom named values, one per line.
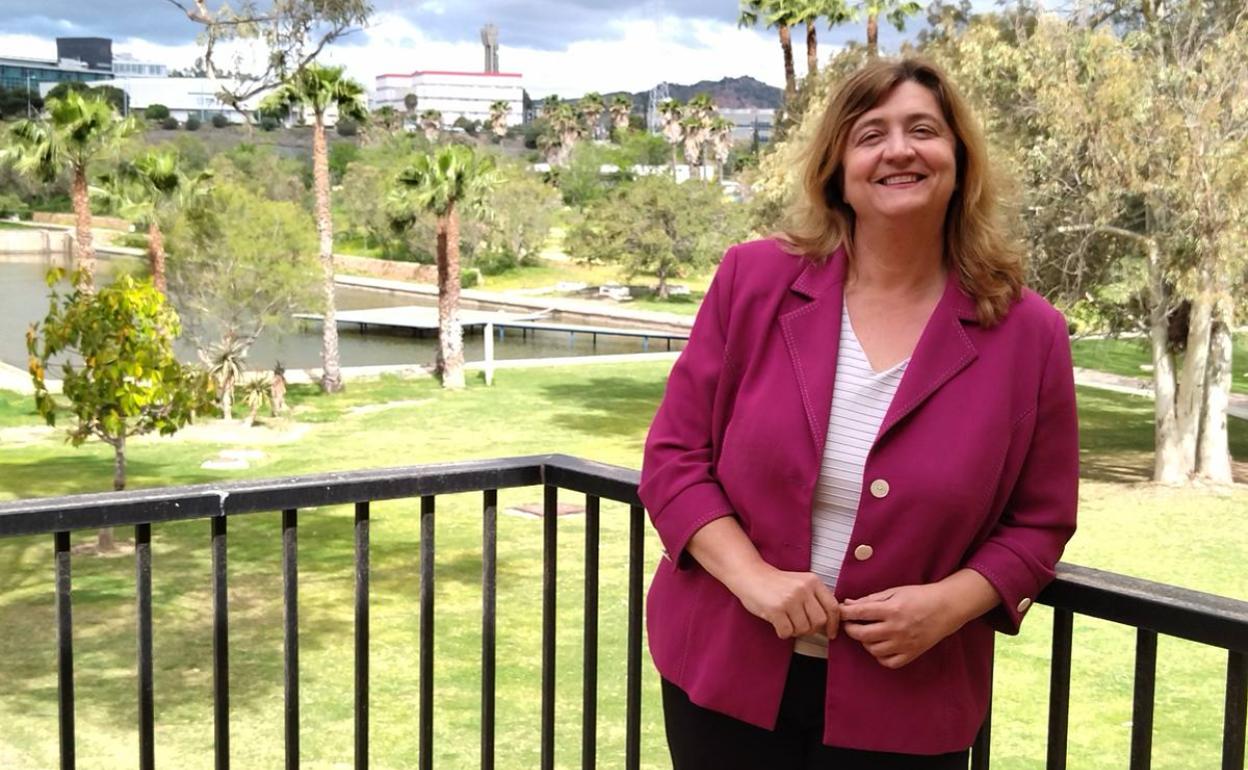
left=0, top=228, right=72, bottom=254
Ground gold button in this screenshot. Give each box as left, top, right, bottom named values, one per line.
left=1017, top=597, right=1032, bottom=613
left=869, top=479, right=890, bottom=499
left=853, top=544, right=874, bottom=561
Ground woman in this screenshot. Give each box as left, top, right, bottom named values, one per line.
left=638, top=57, right=1078, bottom=769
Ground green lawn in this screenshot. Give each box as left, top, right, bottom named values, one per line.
left=1072, top=334, right=1248, bottom=395
left=0, top=367, right=1245, bottom=769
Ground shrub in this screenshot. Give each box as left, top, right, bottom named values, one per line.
left=184, top=115, right=201, bottom=131
left=145, top=103, right=170, bottom=121
left=335, top=118, right=359, bottom=137
left=460, top=267, right=482, bottom=289
left=0, top=192, right=30, bottom=219
left=259, top=116, right=279, bottom=132
left=211, top=113, right=230, bottom=128
left=161, top=116, right=179, bottom=130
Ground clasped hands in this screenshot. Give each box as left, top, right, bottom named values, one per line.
left=731, top=564, right=963, bottom=670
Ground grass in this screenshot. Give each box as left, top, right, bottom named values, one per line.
left=0, top=365, right=1245, bottom=769
left=1072, top=333, right=1248, bottom=395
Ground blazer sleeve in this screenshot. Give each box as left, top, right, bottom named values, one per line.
left=638, top=245, right=740, bottom=570
left=965, top=310, right=1079, bottom=634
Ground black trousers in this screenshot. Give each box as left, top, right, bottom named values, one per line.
left=662, top=654, right=970, bottom=770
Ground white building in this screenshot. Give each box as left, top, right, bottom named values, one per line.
left=373, top=69, right=524, bottom=127
left=111, top=53, right=168, bottom=78
left=90, top=77, right=269, bottom=123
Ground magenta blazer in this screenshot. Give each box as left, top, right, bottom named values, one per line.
left=639, top=239, right=1078, bottom=754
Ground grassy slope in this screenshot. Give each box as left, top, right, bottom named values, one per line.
left=1071, top=334, right=1248, bottom=395
left=0, top=368, right=1245, bottom=768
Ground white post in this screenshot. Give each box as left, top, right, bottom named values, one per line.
left=483, top=322, right=495, bottom=386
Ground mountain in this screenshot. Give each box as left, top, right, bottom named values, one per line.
left=600, top=76, right=782, bottom=112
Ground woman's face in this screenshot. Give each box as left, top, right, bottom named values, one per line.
left=839, top=80, right=958, bottom=228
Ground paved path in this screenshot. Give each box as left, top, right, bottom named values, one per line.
left=1074, top=367, right=1248, bottom=421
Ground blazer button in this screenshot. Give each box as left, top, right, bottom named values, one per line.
left=1017, top=597, right=1032, bottom=613
left=853, top=544, right=874, bottom=561
left=869, top=479, right=890, bottom=499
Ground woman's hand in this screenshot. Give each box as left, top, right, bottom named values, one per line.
left=731, top=563, right=841, bottom=640
left=840, top=570, right=999, bottom=669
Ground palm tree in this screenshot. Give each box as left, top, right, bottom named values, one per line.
left=709, top=117, right=737, bottom=181
left=857, top=0, right=922, bottom=57
left=391, top=145, right=497, bottom=389
left=739, top=0, right=801, bottom=104
left=2, top=91, right=134, bottom=290
left=682, top=95, right=717, bottom=180
left=794, top=0, right=855, bottom=75
left=609, top=94, right=632, bottom=138
left=373, top=105, right=401, bottom=133
left=541, top=103, right=583, bottom=166
left=419, top=109, right=443, bottom=142
left=540, top=94, right=561, bottom=118
left=579, top=92, right=606, bottom=140
left=488, top=100, right=511, bottom=139
left=658, top=99, right=685, bottom=176
left=95, top=150, right=212, bottom=293
left=262, top=64, right=368, bottom=394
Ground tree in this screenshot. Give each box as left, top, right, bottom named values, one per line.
left=45, top=82, right=127, bottom=114
left=262, top=64, right=368, bottom=394
left=94, top=149, right=213, bottom=294
left=476, top=158, right=562, bottom=272
left=794, top=0, right=855, bottom=75
left=681, top=94, right=718, bottom=180
left=579, top=92, right=606, bottom=140
left=419, top=109, right=443, bottom=143
left=145, top=103, right=171, bottom=121
left=609, top=95, right=633, bottom=139
left=709, top=117, right=737, bottom=180
left=657, top=99, right=684, bottom=175
left=488, top=100, right=511, bottom=139
left=739, top=0, right=800, bottom=104
left=164, top=0, right=371, bottom=123
left=372, top=105, right=401, bottom=133
left=1, top=91, right=135, bottom=290
left=391, top=145, right=497, bottom=389
left=856, top=0, right=923, bottom=57
left=27, top=271, right=211, bottom=550
left=569, top=176, right=747, bottom=299
left=540, top=103, right=584, bottom=166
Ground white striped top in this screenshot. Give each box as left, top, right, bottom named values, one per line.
left=794, top=301, right=908, bottom=658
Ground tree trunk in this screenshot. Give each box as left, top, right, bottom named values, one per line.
left=313, top=112, right=344, bottom=394
left=148, top=221, right=167, bottom=294
left=1196, top=297, right=1233, bottom=482
left=70, top=168, right=95, bottom=291
left=779, top=26, right=796, bottom=103
left=806, top=22, right=818, bottom=77
left=657, top=267, right=669, bottom=300
left=97, top=434, right=126, bottom=552
left=1175, top=275, right=1214, bottom=477
left=867, top=14, right=880, bottom=58
left=438, top=207, right=466, bottom=389
left=1148, top=238, right=1184, bottom=484
left=221, top=374, right=234, bottom=421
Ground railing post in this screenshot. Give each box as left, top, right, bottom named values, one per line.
left=54, top=531, right=75, bottom=770
left=541, top=484, right=559, bottom=770
left=212, top=516, right=230, bottom=770
left=625, top=504, right=644, bottom=770
left=354, top=502, right=370, bottom=770
left=1047, top=609, right=1074, bottom=770
left=582, top=495, right=601, bottom=770
left=419, top=495, right=435, bottom=770
left=1224, top=650, right=1246, bottom=770
left=135, top=523, right=155, bottom=770
left=282, top=509, right=299, bottom=770
left=1129, top=629, right=1158, bottom=770
left=482, top=489, right=499, bottom=770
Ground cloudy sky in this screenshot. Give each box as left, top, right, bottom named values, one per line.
left=0, top=0, right=919, bottom=97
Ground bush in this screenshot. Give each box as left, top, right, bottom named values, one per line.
left=460, top=267, right=482, bottom=289
left=259, top=116, right=279, bottom=132
left=145, top=103, right=170, bottom=121
left=211, top=113, right=230, bottom=128
left=184, top=115, right=201, bottom=131
left=161, top=116, right=179, bottom=130
left=335, top=118, right=359, bottom=137
left=0, top=192, right=30, bottom=219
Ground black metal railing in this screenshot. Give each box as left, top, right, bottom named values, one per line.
left=0, top=454, right=1245, bottom=770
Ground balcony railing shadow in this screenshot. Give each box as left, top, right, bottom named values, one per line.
left=0, top=454, right=1244, bottom=770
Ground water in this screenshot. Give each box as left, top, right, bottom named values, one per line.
left=0, top=257, right=683, bottom=371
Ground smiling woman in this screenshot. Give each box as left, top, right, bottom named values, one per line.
left=638, top=57, right=1078, bottom=769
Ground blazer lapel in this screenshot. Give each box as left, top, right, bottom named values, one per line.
left=779, top=249, right=848, bottom=454
left=877, top=271, right=979, bottom=442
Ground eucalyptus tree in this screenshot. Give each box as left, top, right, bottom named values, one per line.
left=262, top=63, right=368, bottom=394
left=579, top=91, right=606, bottom=140
left=419, top=109, right=443, bottom=142
left=2, top=91, right=135, bottom=290
left=488, top=100, right=511, bottom=139
left=390, top=145, right=497, bottom=389
left=94, top=149, right=213, bottom=293
left=609, top=94, right=633, bottom=137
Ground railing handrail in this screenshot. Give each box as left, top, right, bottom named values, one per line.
left=0, top=454, right=1244, bottom=653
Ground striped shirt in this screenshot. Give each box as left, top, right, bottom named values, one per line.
left=794, top=301, right=908, bottom=658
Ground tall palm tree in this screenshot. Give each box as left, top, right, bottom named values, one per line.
left=94, top=150, right=213, bottom=293
left=2, top=91, right=134, bottom=290
left=657, top=99, right=684, bottom=176
left=739, top=0, right=801, bottom=104
left=540, top=94, right=561, bottom=118
left=488, top=100, right=511, bottom=139
left=419, top=109, right=443, bottom=143
left=544, top=103, right=583, bottom=166
left=709, top=116, right=737, bottom=181
left=609, top=94, right=632, bottom=138
left=262, top=64, right=368, bottom=394
left=857, top=0, right=922, bottom=57
left=794, top=0, right=855, bottom=75
left=579, top=91, right=606, bottom=140
left=391, top=145, right=496, bottom=389
left=682, top=94, right=717, bottom=180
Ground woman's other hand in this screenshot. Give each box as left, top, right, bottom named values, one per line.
left=840, top=569, right=999, bottom=669
left=732, top=564, right=841, bottom=640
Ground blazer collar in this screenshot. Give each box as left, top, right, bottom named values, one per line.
left=779, top=246, right=980, bottom=454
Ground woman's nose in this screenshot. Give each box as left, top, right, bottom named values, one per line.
left=882, top=130, right=916, bottom=160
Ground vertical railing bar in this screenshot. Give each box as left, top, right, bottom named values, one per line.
left=354, top=502, right=370, bottom=770
left=1223, top=650, right=1247, bottom=770
left=624, top=504, right=644, bottom=770
left=481, top=489, right=498, bottom=770
left=135, top=523, right=155, bottom=770
left=581, top=495, right=601, bottom=770
left=971, top=652, right=993, bottom=770
left=419, top=495, right=435, bottom=770
left=212, top=516, right=229, bottom=770
left=1129, top=628, right=1158, bottom=770
left=282, top=508, right=299, bottom=770
left=54, top=530, right=75, bottom=770
left=1046, top=608, right=1074, bottom=770
left=541, top=485, right=558, bottom=770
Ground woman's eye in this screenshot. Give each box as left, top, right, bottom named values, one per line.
left=913, top=125, right=936, bottom=136
left=857, top=131, right=881, bottom=144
